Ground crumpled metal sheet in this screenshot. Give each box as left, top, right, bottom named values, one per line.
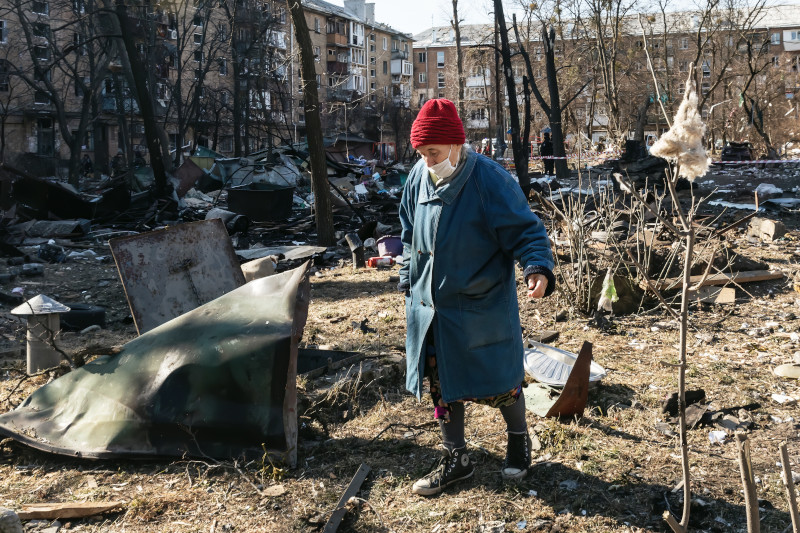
left=0, top=263, right=310, bottom=466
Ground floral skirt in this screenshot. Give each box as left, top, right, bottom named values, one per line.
left=424, top=331, right=522, bottom=422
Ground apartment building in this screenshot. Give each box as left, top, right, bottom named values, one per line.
left=297, top=0, right=412, bottom=151
left=0, top=0, right=410, bottom=176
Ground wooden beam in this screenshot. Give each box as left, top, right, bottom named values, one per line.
left=323, top=464, right=371, bottom=533
left=650, top=270, right=783, bottom=291
left=16, top=501, right=124, bottom=520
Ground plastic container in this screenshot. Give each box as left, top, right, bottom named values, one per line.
left=376, top=236, right=402, bottom=257
left=367, top=257, right=394, bottom=268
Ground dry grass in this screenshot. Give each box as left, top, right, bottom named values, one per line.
left=1, top=226, right=800, bottom=532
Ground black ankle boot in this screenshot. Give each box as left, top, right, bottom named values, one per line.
left=502, top=431, right=531, bottom=480
left=412, top=445, right=474, bottom=496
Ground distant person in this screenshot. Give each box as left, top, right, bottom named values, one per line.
left=81, top=154, right=93, bottom=177
left=111, top=149, right=125, bottom=177
left=540, top=132, right=554, bottom=176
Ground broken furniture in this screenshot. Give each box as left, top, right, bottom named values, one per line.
left=109, top=218, right=245, bottom=334
left=10, top=295, right=70, bottom=374
left=0, top=263, right=310, bottom=466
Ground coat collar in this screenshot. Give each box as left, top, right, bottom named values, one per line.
left=418, top=149, right=477, bottom=205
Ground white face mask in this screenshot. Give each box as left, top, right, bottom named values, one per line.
left=426, top=146, right=457, bottom=179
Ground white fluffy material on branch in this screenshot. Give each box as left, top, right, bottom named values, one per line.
left=649, top=74, right=709, bottom=182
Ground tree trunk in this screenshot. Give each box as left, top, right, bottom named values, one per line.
left=114, top=0, right=169, bottom=195
left=633, top=93, right=652, bottom=142
left=493, top=0, right=529, bottom=197
left=543, top=25, right=567, bottom=181
left=288, top=0, right=335, bottom=246
left=451, top=0, right=465, bottom=119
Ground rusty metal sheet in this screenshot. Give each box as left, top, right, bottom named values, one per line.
left=0, top=263, right=310, bottom=465
left=109, top=219, right=245, bottom=334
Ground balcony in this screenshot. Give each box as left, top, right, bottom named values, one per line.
left=466, top=118, right=489, bottom=129
left=327, top=32, right=348, bottom=47
left=391, top=49, right=408, bottom=60
left=466, top=74, right=489, bottom=87
left=326, top=88, right=353, bottom=102
left=390, top=59, right=412, bottom=77
left=327, top=60, right=349, bottom=75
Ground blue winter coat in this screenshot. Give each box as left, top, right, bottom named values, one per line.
left=399, top=149, right=555, bottom=403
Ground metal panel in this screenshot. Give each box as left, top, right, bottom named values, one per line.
left=0, top=263, right=310, bottom=465
left=109, top=219, right=246, bottom=334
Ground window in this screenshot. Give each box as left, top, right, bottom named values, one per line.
left=370, top=43, right=375, bottom=52
left=679, top=37, right=689, bottom=49
left=772, top=55, right=779, bottom=67
left=221, top=91, right=229, bottom=105
left=314, top=17, right=320, bottom=33
left=194, top=50, right=203, bottom=62
left=701, top=82, right=710, bottom=95
left=277, top=7, right=286, bottom=24
left=418, top=72, right=427, bottom=83
left=678, top=60, right=688, bottom=73
left=0, top=60, right=7, bottom=91
left=0, top=20, right=5, bottom=43
left=313, top=46, right=320, bottom=60
left=328, top=77, right=334, bottom=86
left=771, top=32, right=781, bottom=45
left=219, top=135, right=233, bottom=152
left=791, top=31, right=799, bottom=40
left=382, top=60, right=387, bottom=74
left=32, top=0, right=48, bottom=15
left=194, top=33, right=203, bottom=45
left=370, top=81, right=375, bottom=90
left=370, top=56, right=376, bottom=65
left=437, top=51, right=444, bottom=68
left=72, top=0, right=83, bottom=13
left=370, top=68, right=376, bottom=77
left=34, top=89, right=49, bottom=104
left=218, top=24, right=227, bottom=42
left=32, top=23, right=50, bottom=39
left=193, top=12, right=203, bottom=26
left=33, top=46, right=50, bottom=61
left=194, top=68, right=202, bottom=79
left=382, top=37, right=387, bottom=50
left=702, top=59, right=710, bottom=77
left=418, top=51, right=426, bottom=63
left=219, top=57, right=227, bottom=75
left=437, top=72, right=445, bottom=88
left=73, top=33, right=87, bottom=55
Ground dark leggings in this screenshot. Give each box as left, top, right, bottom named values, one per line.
left=440, top=394, right=527, bottom=451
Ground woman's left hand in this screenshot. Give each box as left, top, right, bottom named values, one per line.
left=526, top=274, right=548, bottom=299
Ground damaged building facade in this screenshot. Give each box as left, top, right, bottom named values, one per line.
left=0, top=0, right=412, bottom=177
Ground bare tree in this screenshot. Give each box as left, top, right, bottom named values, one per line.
left=287, top=0, right=334, bottom=246
left=450, top=0, right=465, bottom=118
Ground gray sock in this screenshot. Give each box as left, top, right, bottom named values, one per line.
left=439, top=401, right=466, bottom=451
left=499, top=395, right=527, bottom=434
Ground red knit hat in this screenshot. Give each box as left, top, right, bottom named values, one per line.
left=410, top=99, right=466, bottom=149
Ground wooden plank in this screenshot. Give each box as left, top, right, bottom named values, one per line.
left=16, top=501, right=124, bottom=520
left=687, top=286, right=736, bottom=304
left=651, top=270, right=783, bottom=291
left=323, top=464, right=371, bottom=533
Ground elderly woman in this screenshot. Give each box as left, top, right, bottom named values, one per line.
left=399, top=99, right=555, bottom=496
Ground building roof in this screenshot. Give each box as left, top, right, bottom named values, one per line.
left=412, top=4, right=800, bottom=47
left=302, top=0, right=411, bottom=39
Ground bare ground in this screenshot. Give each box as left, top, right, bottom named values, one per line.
left=1, top=193, right=800, bottom=532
